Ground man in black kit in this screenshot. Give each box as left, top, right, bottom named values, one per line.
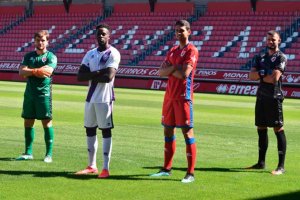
left=247, top=30, right=287, bottom=175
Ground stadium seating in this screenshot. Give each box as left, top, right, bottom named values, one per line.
left=0, top=4, right=102, bottom=63
left=0, top=1, right=299, bottom=72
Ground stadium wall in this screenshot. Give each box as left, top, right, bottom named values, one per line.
left=1, top=0, right=300, bottom=98
left=1, top=62, right=300, bottom=98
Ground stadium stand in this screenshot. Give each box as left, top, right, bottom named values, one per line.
left=0, top=1, right=299, bottom=72
left=0, top=3, right=103, bottom=63
left=105, top=2, right=194, bottom=65
left=141, top=1, right=300, bottom=70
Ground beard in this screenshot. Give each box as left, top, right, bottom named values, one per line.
left=36, top=46, right=44, bottom=51
left=267, top=46, right=276, bottom=50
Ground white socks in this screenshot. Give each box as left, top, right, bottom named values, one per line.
left=86, top=136, right=112, bottom=170
left=87, top=135, right=98, bottom=169
left=102, top=137, right=112, bottom=170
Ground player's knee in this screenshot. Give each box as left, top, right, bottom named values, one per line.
left=274, top=126, right=284, bottom=133
left=86, top=127, right=97, bottom=137
left=102, top=128, right=112, bottom=138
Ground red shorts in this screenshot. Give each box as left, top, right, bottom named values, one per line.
left=162, top=99, right=193, bottom=128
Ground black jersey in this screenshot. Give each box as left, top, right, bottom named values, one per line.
left=251, top=51, right=287, bottom=99
left=252, top=51, right=287, bottom=74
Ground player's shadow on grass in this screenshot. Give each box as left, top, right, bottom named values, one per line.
left=144, top=166, right=269, bottom=174
left=0, top=157, right=16, bottom=161
left=0, top=169, right=97, bottom=179
left=0, top=169, right=178, bottom=181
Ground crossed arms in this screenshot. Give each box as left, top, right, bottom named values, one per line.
left=158, top=61, right=193, bottom=79
left=77, top=64, right=116, bottom=83
left=19, top=65, right=54, bottom=78
left=249, top=67, right=282, bottom=84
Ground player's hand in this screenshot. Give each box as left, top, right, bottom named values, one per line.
left=160, top=61, right=171, bottom=69
left=32, top=67, right=52, bottom=78
left=258, top=69, right=266, bottom=78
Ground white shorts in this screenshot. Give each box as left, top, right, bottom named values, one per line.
left=84, top=102, right=114, bottom=129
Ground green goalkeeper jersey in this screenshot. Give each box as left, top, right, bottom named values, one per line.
left=21, top=51, right=57, bottom=95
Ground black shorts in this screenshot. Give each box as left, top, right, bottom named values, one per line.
left=255, top=95, right=284, bottom=127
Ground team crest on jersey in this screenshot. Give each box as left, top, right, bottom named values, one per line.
left=271, top=56, right=276, bottom=62
left=181, top=50, right=186, bottom=57
left=42, top=57, right=47, bottom=62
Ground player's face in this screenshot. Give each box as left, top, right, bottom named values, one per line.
left=175, top=25, right=190, bottom=42
left=266, top=33, right=280, bottom=51
left=96, top=28, right=110, bottom=47
left=34, top=35, right=48, bottom=51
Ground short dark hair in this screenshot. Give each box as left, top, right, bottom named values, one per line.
left=175, top=20, right=191, bottom=30
left=96, top=24, right=111, bottom=32
left=267, top=30, right=280, bottom=38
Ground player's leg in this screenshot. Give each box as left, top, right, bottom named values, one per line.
left=182, top=127, right=196, bottom=183
left=42, top=119, right=54, bottom=163
left=272, top=126, right=286, bottom=175
left=94, top=102, right=114, bottom=178
left=86, top=127, right=98, bottom=169
left=150, top=126, right=175, bottom=177
left=76, top=102, right=98, bottom=175
left=176, top=100, right=196, bottom=183
left=271, top=99, right=286, bottom=175
left=99, top=128, right=112, bottom=178
left=151, top=99, right=175, bottom=177
left=256, top=127, right=268, bottom=168
left=247, top=97, right=268, bottom=169
left=164, top=127, right=176, bottom=171
left=16, top=119, right=35, bottom=160
left=37, top=95, right=54, bottom=163
left=17, top=96, right=36, bottom=160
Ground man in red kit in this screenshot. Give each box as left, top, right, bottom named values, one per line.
left=150, top=20, right=199, bottom=183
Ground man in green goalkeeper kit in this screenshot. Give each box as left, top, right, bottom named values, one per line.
left=17, top=30, right=57, bottom=163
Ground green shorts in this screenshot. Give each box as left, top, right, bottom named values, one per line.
left=21, top=94, right=52, bottom=120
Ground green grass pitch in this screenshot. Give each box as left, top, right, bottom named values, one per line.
left=0, top=81, right=299, bottom=200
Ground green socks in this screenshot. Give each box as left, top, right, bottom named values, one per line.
left=25, top=127, right=35, bottom=155
left=24, top=127, right=54, bottom=156
left=44, top=127, right=54, bottom=156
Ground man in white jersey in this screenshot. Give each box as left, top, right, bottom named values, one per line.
left=75, top=24, right=120, bottom=178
